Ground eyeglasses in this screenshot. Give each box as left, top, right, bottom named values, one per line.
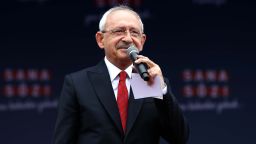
left=102, top=28, right=143, bottom=38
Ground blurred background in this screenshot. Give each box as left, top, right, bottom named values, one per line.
left=1, top=0, right=256, bottom=144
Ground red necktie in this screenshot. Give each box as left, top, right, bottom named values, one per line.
left=117, top=71, right=128, bottom=132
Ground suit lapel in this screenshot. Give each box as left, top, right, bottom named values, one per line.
left=88, top=60, right=123, bottom=134
left=125, top=89, right=144, bottom=139
left=87, top=60, right=144, bottom=138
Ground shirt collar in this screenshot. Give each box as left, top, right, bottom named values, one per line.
left=104, top=56, right=133, bottom=82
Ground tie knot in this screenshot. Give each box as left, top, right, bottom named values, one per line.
left=119, top=71, right=127, bottom=81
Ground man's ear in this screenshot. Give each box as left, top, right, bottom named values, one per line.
left=138, top=34, right=146, bottom=52
left=141, top=34, right=146, bottom=46
left=95, top=32, right=104, bottom=49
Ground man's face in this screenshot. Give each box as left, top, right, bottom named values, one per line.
left=96, top=10, right=146, bottom=68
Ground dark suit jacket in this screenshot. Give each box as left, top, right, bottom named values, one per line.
left=54, top=60, right=189, bottom=144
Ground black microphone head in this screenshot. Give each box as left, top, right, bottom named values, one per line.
left=127, top=45, right=139, bottom=56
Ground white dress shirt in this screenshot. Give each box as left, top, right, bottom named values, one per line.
left=104, top=57, right=133, bottom=100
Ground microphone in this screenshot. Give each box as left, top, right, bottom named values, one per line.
left=127, top=45, right=150, bottom=81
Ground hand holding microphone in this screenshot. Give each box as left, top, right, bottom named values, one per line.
left=127, top=45, right=166, bottom=88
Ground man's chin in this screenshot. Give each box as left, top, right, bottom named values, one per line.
left=118, top=55, right=131, bottom=62
left=117, top=50, right=129, bottom=57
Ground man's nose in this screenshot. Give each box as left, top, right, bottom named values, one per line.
left=122, top=31, right=133, bottom=43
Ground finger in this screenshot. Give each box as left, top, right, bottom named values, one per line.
left=135, top=55, right=149, bottom=62
left=135, top=55, right=156, bottom=68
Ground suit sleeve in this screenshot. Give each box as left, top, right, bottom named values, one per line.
left=155, top=78, right=189, bottom=144
left=54, top=75, right=80, bottom=144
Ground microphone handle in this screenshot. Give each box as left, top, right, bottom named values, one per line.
left=137, top=63, right=150, bottom=81
left=130, top=52, right=150, bottom=81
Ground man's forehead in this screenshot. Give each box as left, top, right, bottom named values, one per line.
left=106, top=10, right=140, bottom=26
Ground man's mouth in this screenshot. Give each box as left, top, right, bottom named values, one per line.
left=118, top=47, right=128, bottom=50
left=116, top=43, right=133, bottom=50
